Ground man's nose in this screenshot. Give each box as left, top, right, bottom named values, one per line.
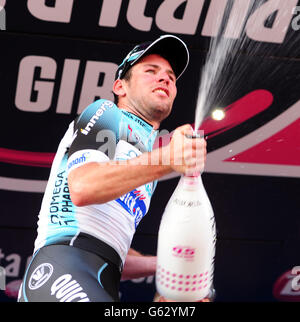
left=158, top=71, right=169, bottom=84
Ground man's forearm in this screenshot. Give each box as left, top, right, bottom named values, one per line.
left=121, top=253, right=157, bottom=281
left=68, top=147, right=172, bottom=207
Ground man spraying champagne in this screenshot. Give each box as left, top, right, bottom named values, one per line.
left=19, top=35, right=207, bottom=302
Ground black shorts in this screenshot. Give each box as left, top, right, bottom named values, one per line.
left=18, top=234, right=122, bottom=302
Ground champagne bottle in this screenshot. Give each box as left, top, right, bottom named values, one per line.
left=155, top=174, right=216, bottom=302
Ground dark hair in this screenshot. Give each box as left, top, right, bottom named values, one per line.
left=113, top=68, right=133, bottom=104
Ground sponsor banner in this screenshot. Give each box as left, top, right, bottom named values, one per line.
left=3, top=0, right=300, bottom=58
left=1, top=31, right=300, bottom=193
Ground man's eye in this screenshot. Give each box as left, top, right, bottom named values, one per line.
left=146, top=69, right=155, bottom=73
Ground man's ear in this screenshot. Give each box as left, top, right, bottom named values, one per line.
left=113, top=79, right=126, bottom=98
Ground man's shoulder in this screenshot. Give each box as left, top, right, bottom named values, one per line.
left=75, top=99, right=120, bottom=129
left=80, top=99, right=118, bottom=117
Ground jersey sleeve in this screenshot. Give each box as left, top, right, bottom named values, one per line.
left=67, top=99, right=121, bottom=174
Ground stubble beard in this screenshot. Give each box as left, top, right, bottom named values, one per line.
left=146, top=94, right=173, bottom=122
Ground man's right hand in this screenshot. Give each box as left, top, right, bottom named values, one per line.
left=162, top=124, right=207, bottom=175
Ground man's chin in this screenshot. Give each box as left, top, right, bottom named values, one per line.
left=152, top=106, right=172, bottom=122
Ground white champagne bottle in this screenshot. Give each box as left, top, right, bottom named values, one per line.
left=155, top=174, right=216, bottom=302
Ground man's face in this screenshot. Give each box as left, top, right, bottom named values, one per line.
left=120, top=54, right=178, bottom=125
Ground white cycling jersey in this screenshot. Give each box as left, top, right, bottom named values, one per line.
left=34, top=99, right=158, bottom=264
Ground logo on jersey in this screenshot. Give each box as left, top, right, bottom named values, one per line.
left=117, top=189, right=148, bottom=228
left=51, top=274, right=90, bottom=302
left=67, top=152, right=90, bottom=171
left=127, top=124, right=141, bottom=145
left=28, top=263, right=53, bottom=290
left=80, top=100, right=114, bottom=135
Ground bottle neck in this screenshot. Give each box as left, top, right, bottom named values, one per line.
left=185, top=172, right=201, bottom=178
left=181, top=173, right=202, bottom=188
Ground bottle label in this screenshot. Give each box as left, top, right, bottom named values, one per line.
left=173, top=198, right=201, bottom=207
left=172, top=246, right=195, bottom=262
